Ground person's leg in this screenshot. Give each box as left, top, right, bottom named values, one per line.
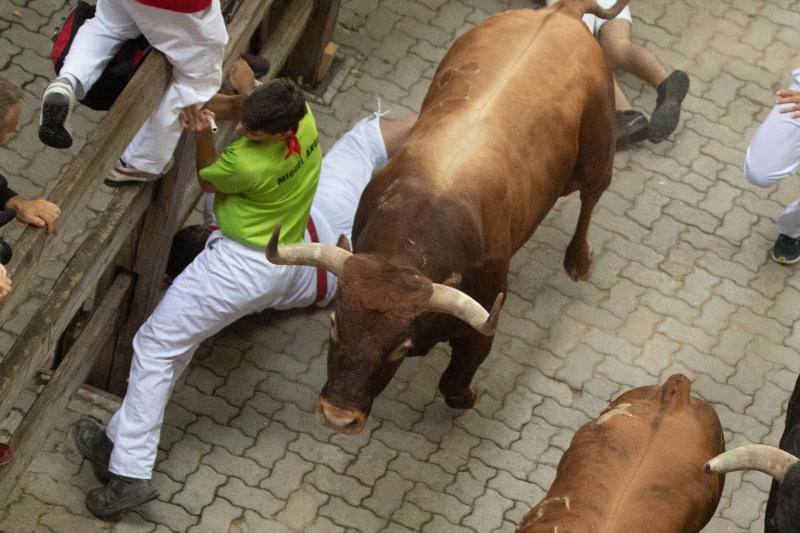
left=40, top=0, right=140, bottom=148
left=109, top=1, right=228, bottom=177
left=84, top=236, right=299, bottom=517
left=597, top=15, right=689, bottom=144
left=312, top=112, right=417, bottom=240
left=614, top=77, right=649, bottom=145
left=744, top=75, right=800, bottom=263
left=597, top=19, right=667, bottom=88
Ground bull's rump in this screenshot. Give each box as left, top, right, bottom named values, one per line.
left=519, top=375, right=724, bottom=533
left=406, top=8, right=614, bottom=249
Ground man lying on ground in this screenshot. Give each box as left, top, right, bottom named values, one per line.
left=545, top=0, right=690, bottom=145
left=70, top=75, right=417, bottom=517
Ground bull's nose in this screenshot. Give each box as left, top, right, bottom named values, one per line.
left=316, top=397, right=366, bottom=435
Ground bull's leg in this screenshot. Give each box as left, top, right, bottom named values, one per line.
left=564, top=189, right=601, bottom=281
left=439, top=333, right=493, bottom=409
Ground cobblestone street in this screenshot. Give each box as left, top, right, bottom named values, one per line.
left=2, top=0, right=800, bottom=531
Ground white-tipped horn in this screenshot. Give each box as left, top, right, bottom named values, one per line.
left=428, top=286, right=504, bottom=336
left=266, top=224, right=352, bottom=277
left=705, top=445, right=800, bottom=483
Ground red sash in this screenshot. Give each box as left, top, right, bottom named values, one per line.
left=306, top=216, right=327, bottom=304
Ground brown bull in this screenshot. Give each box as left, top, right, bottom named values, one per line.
left=517, top=375, right=725, bottom=533
left=268, top=0, right=626, bottom=434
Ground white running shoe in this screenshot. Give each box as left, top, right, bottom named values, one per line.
left=39, top=77, right=76, bottom=149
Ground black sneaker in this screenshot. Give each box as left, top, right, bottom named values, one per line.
left=772, top=234, right=800, bottom=265
left=649, top=70, right=690, bottom=144
left=39, top=77, right=75, bottom=149
left=616, top=110, right=650, bottom=145
left=72, top=418, right=113, bottom=483
left=86, top=474, right=158, bottom=519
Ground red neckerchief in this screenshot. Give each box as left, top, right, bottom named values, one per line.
left=284, top=128, right=301, bottom=160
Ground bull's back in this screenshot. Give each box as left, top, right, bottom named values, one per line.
left=518, top=375, right=724, bottom=532
left=397, top=8, right=613, bottom=250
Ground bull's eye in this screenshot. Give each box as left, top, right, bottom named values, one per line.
left=388, top=339, right=413, bottom=362
left=330, top=312, right=339, bottom=344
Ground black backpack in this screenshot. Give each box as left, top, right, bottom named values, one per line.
left=50, top=1, right=151, bottom=111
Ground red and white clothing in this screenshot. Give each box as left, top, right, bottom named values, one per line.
left=134, top=0, right=211, bottom=12
left=60, top=0, right=227, bottom=174
left=106, top=114, right=389, bottom=479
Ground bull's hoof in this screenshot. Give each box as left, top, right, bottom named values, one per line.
left=564, top=243, right=593, bottom=281
left=443, top=386, right=481, bottom=409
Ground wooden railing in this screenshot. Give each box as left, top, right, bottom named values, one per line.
left=0, top=0, right=340, bottom=503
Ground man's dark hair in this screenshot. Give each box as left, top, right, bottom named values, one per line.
left=0, top=77, right=23, bottom=122
left=240, top=78, right=307, bottom=134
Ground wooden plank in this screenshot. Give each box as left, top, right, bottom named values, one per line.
left=0, top=184, right=152, bottom=427
left=261, top=0, right=314, bottom=80
left=0, top=54, right=171, bottom=324
left=0, top=273, right=133, bottom=504
left=106, top=134, right=196, bottom=394
left=284, top=0, right=342, bottom=86
left=107, top=0, right=278, bottom=395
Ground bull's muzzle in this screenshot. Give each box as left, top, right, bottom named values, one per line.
left=316, top=396, right=367, bottom=435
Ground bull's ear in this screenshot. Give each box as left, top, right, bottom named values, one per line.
left=336, top=234, right=351, bottom=252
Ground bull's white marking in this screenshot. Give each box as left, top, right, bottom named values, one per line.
left=596, top=403, right=637, bottom=425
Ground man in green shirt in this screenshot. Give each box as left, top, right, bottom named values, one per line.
left=71, top=75, right=417, bottom=518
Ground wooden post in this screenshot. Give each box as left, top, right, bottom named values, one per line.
left=0, top=273, right=133, bottom=504
left=284, top=0, right=342, bottom=87
left=0, top=185, right=151, bottom=431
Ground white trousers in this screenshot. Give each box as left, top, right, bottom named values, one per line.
left=744, top=68, right=800, bottom=238
left=545, top=0, right=632, bottom=35
left=106, top=115, right=388, bottom=479
left=61, top=0, right=227, bottom=173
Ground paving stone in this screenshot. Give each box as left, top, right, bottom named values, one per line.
left=172, top=464, right=227, bottom=516
left=201, top=446, right=268, bottom=487
left=187, top=497, right=242, bottom=533
left=218, top=477, right=284, bottom=519
left=273, top=485, right=328, bottom=529
left=319, top=495, right=387, bottom=533
left=260, top=451, right=314, bottom=500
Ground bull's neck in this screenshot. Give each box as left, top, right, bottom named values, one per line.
left=356, top=162, right=482, bottom=284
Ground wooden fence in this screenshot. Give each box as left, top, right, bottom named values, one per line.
left=0, top=0, right=340, bottom=503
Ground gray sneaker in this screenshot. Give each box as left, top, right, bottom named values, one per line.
left=72, top=418, right=112, bottom=483
left=86, top=474, right=158, bottom=519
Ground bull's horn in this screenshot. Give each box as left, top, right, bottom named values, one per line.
left=704, top=445, right=800, bottom=483
left=429, top=286, right=504, bottom=336
left=265, top=224, right=351, bottom=276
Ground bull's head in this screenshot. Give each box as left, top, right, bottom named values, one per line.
left=706, top=444, right=800, bottom=533
left=266, top=225, right=502, bottom=434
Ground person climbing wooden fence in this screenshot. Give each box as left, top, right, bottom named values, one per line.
left=0, top=0, right=340, bottom=504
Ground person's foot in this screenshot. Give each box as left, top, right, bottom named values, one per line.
left=616, top=110, right=649, bottom=144
left=240, top=53, right=271, bottom=78
left=72, top=418, right=113, bottom=483
left=39, top=78, right=76, bottom=149
left=105, top=159, right=161, bottom=185
left=772, top=234, right=800, bottom=265
left=86, top=474, right=158, bottom=519
left=649, top=70, right=690, bottom=144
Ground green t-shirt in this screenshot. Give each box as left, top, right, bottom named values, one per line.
left=199, top=106, right=322, bottom=248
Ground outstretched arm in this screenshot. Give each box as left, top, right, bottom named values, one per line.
left=203, top=58, right=257, bottom=121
